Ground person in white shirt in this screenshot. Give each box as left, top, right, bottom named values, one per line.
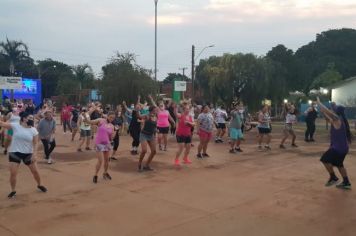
left=213, top=105, right=228, bottom=143
left=0, top=111, right=47, bottom=198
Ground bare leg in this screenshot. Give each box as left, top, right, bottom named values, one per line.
left=146, top=140, right=157, bottom=166
left=220, top=128, right=226, bottom=139
left=139, top=141, right=148, bottom=165
left=323, top=162, right=335, bottom=175
left=203, top=140, right=209, bottom=154
left=163, top=134, right=168, bottom=149
left=198, top=140, right=203, bottom=154
left=266, top=134, right=271, bottom=145
left=103, top=151, right=110, bottom=173
left=28, top=162, right=41, bottom=186
left=176, top=143, right=184, bottom=160
left=9, top=163, right=20, bottom=192
left=95, top=152, right=103, bottom=176
left=280, top=131, right=289, bottom=145
left=86, top=137, right=91, bottom=149
left=258, top=134, right=263, bottom=146
left=337, top=167, right=348, bottom=178
left=183, top=143, right=191, bottom=158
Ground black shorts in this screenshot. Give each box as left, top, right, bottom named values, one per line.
left=320, top=148, right=347, bottom=167
left=216, top=123, right=226, bottom=129
left=9, top=152, right=33, bottom=165
left=258, top=127, right=271, bottom=134
left=176, top=135, right=192, bottom=144
left=157, top=127, right=169, bottom=134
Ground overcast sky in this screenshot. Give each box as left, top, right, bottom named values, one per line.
left=1, top=0, right=356, bottom=80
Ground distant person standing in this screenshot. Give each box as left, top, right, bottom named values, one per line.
left=61, top=102, right=72, bottom=134
left=38, top=110, right=56, bottom=164
left=304, top=103, right=318, bottom=142
left=257, top=105, right=272, bottom=150
left=25, top=100, right=36, bottom=115
left=196, top=105, right=214, bottom=158
left=280, top=103, right=298, bottom=149
left=70, top=105, right=80, bottom=141
left=229, top=102, right=244, bottom=153
left=214, top=105, right=228, bottom=143
left=77, top=107, right=92, bottom=152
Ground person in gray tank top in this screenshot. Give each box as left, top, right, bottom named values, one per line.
left=317, top=97, right=352, bottom=190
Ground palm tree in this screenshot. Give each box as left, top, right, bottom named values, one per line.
left=72, top=64, right=94, bottom=103
left=0, top=38, right=30, bottom=75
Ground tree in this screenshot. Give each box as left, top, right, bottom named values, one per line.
left=311, top=63, right=343, bottom=89
left=162, top=73, right=190, bottom=85
left=0, top=38, right=31, bottom=75
left=100, top=52, right=158, bottom=105
left=72, top=64, right=95, bottom=90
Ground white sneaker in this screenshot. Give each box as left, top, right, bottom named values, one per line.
left=47, top=158, right=53, bottom=164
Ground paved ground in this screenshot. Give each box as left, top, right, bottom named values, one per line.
left=0, top=121, right=355, bottom=236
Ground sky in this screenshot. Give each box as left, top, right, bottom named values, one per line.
left=1, top=0, right=356, bottom=80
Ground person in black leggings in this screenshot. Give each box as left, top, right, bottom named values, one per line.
left=110, top=105, right=124, bottom=160
left=304, top=103, right=318, bottom=142
left=124, top=101, right=142, bottom=155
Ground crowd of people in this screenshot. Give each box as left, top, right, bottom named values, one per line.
left=0, top=95, right=353, bottom=198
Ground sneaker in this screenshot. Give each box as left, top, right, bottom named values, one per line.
left=196, top=153, right=203, bottom=159
left=143, top=166, right=154, bottom=171
left=183, top=157, right=192, bottom=164
left=264, top=145, right=271, bottom=150
left=47, top=158, right=53, bottom=165
left=336, top=182, right=351, bottom=190
left=235, top=148, right=243, bottom=152
left=218, top=139, right=224, bottom=143
left=291, top=143, right=298, bottom=148
left=202, top=153, right=210, bottom=158
left=174, top=159, right=181, bottom=166
left=279, top=144, right=286, bottom=149
left=325, top=177, right=339, bottom=187
left=103, top=172, right=112, bottom=180
left=229, top=149, right=236, bottom=154
left=8, top=191, right=16, bottom=198
left=37, top=185, right=48, bottom=193
left=77, top=148, right=83, bottom=152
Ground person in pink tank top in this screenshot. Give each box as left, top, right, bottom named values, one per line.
left=174, top=103, right=195, bottom=166
left=84, top=108, right=115, bottom=184
left=150, top=98, right=175, bottom=151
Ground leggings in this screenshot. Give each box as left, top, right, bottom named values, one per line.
left=41, top=139, right=56, bottom=159
left=305, top=121, right=316, bottom=140
left=113, top=131, right=120, bottom=151
left=63, top=120, right=72, bottom=133
left=130, top=128, right=140, bottom=148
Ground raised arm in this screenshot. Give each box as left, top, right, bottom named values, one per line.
left=147, top=95, right=157, bottom=107
left=316, top=97, right=341, bottom=129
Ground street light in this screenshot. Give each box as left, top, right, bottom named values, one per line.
left=154, top=0, right=158, bottom=82
left=191, top=44, right=215, bottom=99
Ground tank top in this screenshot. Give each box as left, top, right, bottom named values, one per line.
left=95, top=120, right=113, bottom=145
left=258, top=112, right=271, bottom=129
left=176, top=114, right=193, bottom=137
left=157, top=110, right=170, bottom=128
left=141, top=116, right=157, bottom=136
left=330, top=121, right=349, bottom=154
left=9, top=114, right=21, bottom=124
left=80, top=114, right=91, bottom=130
left=286, top=113, right=296, bottom=124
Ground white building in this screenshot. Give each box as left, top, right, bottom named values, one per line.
left=331, top=77, right=356, bottom=106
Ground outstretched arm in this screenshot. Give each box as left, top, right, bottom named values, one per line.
left=316, top=97, right=341, bottom=129
left=148, top=95, right=157, bottom=107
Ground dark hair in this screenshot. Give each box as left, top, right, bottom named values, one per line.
left=336, top=106, right=352, bottom=143
left=149, top=106, right=156, bottom=113
left=19, top=111, right=30, bottom=121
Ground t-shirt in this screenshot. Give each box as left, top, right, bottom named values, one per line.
left=176, top=114, right=193, bottom=137
left=157, top=110, right=170, bottom=128
left=61, top=106, right=72, bottom=120
left=258, top=112, right=271, bottom=129
left=286, top=113, right=297, bottom=124
left=9, top=123, right=38, bottom=153
left=197, top=113, right=214, bottom=132
left=214, top=108, right=227, bottom=124
left=230, top=110, right=242, bottom=129
left=80, top=114, right=91, bottom=130
left=37, top=118, right=56, bottom=139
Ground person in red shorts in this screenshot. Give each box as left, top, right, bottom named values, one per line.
left=196, top=105, right=214, bottom=158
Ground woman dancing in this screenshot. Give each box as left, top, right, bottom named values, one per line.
left=280, top=103, right=298, bottom=149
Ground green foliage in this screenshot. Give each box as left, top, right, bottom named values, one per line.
left=163, top=73, right=190, bottom=85
left=311, top=63, right=343, bottom=89
left=100, top=53, right=158, bottom=105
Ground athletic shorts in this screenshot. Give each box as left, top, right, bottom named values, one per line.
left=140, top=133, right=155, bottom=142
left=284, top=124, right=295, bottom=135
left=71, top=121, right=78, bottom=129
left=157, top=127, right=169, bottom=134
left=9, top=152, right=33, bottom=165
left=320, top=148, right=347, bottom=168
left=176, top=135, right=192, bottom=144
left=80, top=129, right=91, bottom=137
left=216, top=123, right=226, bottom=129
left=199, top=129, right=212, bottom=140
left=95, top=143, right=112, bottom=152
left=230, top=128, right=243, bottom=140
left=258, top=127, right=271, bottom=134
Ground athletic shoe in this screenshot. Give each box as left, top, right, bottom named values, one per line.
left=229, top=149, right=236, bottom=154
left=77, top=148, right=83, bottom=152
left=93, top=176, right=98, bottom=183
left=47, top=158, right=53, bottom=165
left=325, top=177, right=339, bottom=187
left=8, top=191, right=16, bottom=198
left=103, top=173, right=112, bottom=180
left=279, top=144, right=286, bottom=149
left=174, top=159, right=181, bottom=166
left=218, top=139, right=224, bottom=143
left=291, top=143, right=298, bottom=148
left=202, top=153, right=210, bottom=158
left=183, top=157, right=192, bottom=164
left=264, top=145, right=271, bottom=150
left=336, top=182, right=351, bottom=190
left=196, top=153, right=203, bottom=159
left=143, top=166, right=154, bottom=171
left=235, top=148, right=243, bottom=152
left=37, top=185, right=48, bottom=192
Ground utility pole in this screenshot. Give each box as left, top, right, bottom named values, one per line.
left=191, top=45, right=195, bottom=99
left=154, top=0, right=158, bottom=82
left=179, top=67, right=188, bottom=77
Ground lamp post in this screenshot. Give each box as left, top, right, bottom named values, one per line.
left=154, top=0, right=158, bottom=82
left=191, top=44, right=214, bottom=99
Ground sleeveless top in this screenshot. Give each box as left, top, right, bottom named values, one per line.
left=95, top=120, right=113, bottom=145
left=258, top=112, right=271, bottom=129
left=157, top=110, right=170, bottom=128
left=330, top=121, right=349, bottom=154
left=9, top=114, right=21, bottom=124
left=176, top=114, right=193, bottom=137
left=141, top=116, right=157, bottom=136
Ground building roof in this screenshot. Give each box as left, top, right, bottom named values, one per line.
left=329, top=76, right=356, bottom=89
